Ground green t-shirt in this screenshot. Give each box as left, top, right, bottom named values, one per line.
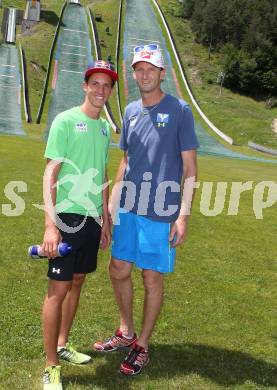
left=45, top=106, right=110, bottom=217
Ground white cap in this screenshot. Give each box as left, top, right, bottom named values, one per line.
left=132, top=44, right=165, bottom=69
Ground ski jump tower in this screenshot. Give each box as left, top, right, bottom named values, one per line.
left=24, top=0, right=40, bottom=22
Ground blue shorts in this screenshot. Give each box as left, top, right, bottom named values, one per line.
left=111, top=209, right=176, bottom=273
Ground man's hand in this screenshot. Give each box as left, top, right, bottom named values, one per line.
left=100, top=220, right=111, bottom=250
left=42, top=225, right=62, bottom=259
left=169, top=217, right=188, bottom=248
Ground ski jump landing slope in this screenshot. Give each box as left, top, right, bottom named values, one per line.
left=0, top=45, right=24, bottom=135
left=46, top=3, right=93, bottom=134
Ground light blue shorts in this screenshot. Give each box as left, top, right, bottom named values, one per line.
left=111, top=209, right=176, bottom=273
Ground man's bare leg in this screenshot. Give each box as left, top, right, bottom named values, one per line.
left=42, top=280, right=71, bottom=366
left=57, top=273, right=86, bottom=347
left=109, top=258, right=134, bottom=337
left=137, top=269, right=164, bottom=350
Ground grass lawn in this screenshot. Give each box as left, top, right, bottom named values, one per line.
left=0, top=134, right=276, bottom=389
left=156, top=0, right=277, bottom=148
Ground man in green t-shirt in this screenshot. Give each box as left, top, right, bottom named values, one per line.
left=41, top=61, right=118, bottom=390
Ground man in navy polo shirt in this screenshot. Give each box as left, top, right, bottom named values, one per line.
left=94, top=44, right=199, bottom=375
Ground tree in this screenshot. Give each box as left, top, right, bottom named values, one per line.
left=182, top=0, right=277, bottom=98
left=183, top=0, right=195, bottom=19
left=238, top=54, right=258, bottom=94
left=222, top=43, right=240, bottom=90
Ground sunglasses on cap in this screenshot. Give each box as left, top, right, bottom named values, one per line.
left=134, top=44, right=159, bottom=53
left=93, top=60, right=115, bottom=71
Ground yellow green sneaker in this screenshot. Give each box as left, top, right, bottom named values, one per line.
left=57, top=342, right=91, bottom=364
left=43, top=365, right=62, bottom=390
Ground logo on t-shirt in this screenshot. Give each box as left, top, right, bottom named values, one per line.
left=75, top=122, right=87, bottom=132
left=156, top=113, right=169, bottom=128
left=101, top=127, right=108, bottom=136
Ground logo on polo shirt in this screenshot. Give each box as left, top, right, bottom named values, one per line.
left=75, top=122, right=88, bottom=132
left=101, top=127, right=108, bottom=136
left=129, top=116, right=137, bottom=127
left=156, top=113, right=169, bottom=128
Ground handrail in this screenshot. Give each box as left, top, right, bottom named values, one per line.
left=19, top=44, right=32, bottom=122
left=248, top=141, right=277, bottom=157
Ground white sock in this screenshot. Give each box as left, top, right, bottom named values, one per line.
left=123, top=334, right=134, bottom=339
left=57, top=345, right=65, bottom=352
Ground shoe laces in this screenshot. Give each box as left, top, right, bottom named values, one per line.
left=125, top=345, right=148, bottom=367
left=44, top=366, right=60, bottom=384
left=65, top=342, right=77, bottom=357
left=104, top=333, right=121, bottom=347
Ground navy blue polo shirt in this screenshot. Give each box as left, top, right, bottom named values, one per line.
left=119, top=94, right=199, bottom=222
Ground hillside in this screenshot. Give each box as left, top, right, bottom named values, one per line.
left=157, top=0, right=277, bottom=148
left=0, top=0, right=276, bottom=150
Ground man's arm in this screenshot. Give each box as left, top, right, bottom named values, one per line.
left=169, top=149, right=197, bottom=247
left=108, top=152, right=127, bottom=221
left=100, top=168, right=111, bottom=250
left=42, top=159, right=62, bottom=258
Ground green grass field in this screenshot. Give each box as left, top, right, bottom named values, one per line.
left=0, top=0, right=277, bottom=389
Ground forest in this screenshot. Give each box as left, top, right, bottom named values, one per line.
left=182, top=0, right=277, bottom=102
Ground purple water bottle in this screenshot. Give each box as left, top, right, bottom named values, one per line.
left=28, top=242, right=72, bottom=259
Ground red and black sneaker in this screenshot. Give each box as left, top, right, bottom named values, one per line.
left=93, top=329, right=137, bottom=352
left=120, top=343, right=150, bottom=376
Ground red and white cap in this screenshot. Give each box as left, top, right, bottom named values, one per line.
left=132, top=44, right=165, bottom=69
left=85, top=60, right=118, bottom=82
